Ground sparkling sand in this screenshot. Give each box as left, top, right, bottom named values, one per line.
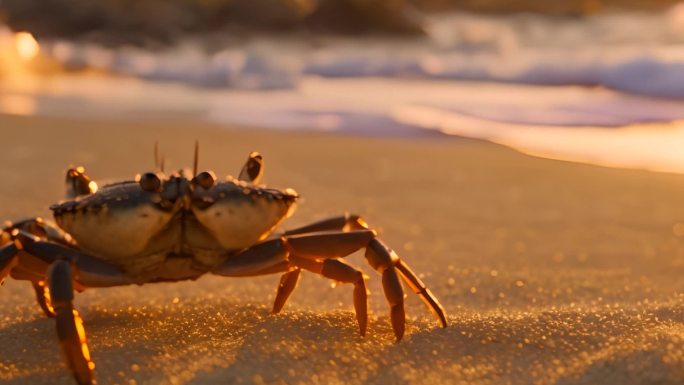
left=0, top=115, right=682, bottom=385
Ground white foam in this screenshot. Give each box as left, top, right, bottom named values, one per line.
left=29, top=8, right=684, bottom=100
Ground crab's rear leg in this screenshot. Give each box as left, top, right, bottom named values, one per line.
left=271, top=214, right=369, bottom=312
left=49, top=260, right=95, bottom=385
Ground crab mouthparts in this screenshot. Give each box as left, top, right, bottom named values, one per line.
left=160, top=175, right=193, bottom=207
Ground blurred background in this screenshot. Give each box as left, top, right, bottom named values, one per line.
left=3, top=4, right=684, bottom=384
left=3, top=0, right=684, bottom=172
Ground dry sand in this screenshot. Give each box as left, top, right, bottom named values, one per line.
left=0, top=114, right=682, bottom=385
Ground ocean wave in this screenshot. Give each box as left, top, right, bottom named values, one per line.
left=6, top=5, right=684, bottom=100
left=35, top=37, right=684, bottom=102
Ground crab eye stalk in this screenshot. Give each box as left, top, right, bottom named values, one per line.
left=193, top=171, right=216, bottom=190
left=138, top=172, right=162, bottom=192
left=65, top=167, right=96, bottom=198
left=238, top=152, right=263, bottom=184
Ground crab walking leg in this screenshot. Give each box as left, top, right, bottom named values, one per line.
left=283, top=230, right=447, bottom=340
left=289, top=255, right=369, bottom=336
left=3, top=219, right=74, bottom=316
left=0, top=241, right=19, bottom=283
left=213, top=239, right=357, bottom=316
left=283, top=214, right=369, bottom=236
left=12, top=230, right=129, bottom=287
left=212, top=238, right=290, bottom=277
left=211, top=238, right=369, bottom=332
left=274, top=214, right=369, bottom=311
left=32, top=281, right=57, bottom=318
left=272, top=268, right=301, bottom=314
left=48, top=260, right=95, bottom=385
left=395, top=259, right=447, bottom=327
left=284, top=230, right=377, bottom=258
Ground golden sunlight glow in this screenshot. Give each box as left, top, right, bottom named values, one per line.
left=0, top=94, right=36, bottom=116
left=88, top=181, right=98, bottom=193
left=14, top=32, right=40, bottom=62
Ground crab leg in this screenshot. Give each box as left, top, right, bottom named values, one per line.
left=48, top=260, right=95, bottom=385
left=272, top=268, right=301, bottom=314
left=210, top=238, right=369, bottom=331
left=289, top=255, right=369, bottom=336
left=212, top=238, right=290, bottom=277
left=0, top=237, right=57, bottom=318
left=283, top=213, right=368, bottom=236
left=285, top=230, right=377, bottom=258
left=32, top=281, right=57, bottom=317
left=3, top=219, right=73, bottom=316
left=211, top=241, right=301, bottom=314
left=282, top=230, right=447, bottom=340
left=274, top=215, right=369, bottom=312
left=394, top=259, right=448, bottom=328
left=366, top=239, right=449, bottom=327
left=11, top=230, right=128, bottom=287
left=0, top=241, right=19, bottom=283
left=214, top=227, right=446, bottom=340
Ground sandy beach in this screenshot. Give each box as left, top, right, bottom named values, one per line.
left=0, top=114, right=683, bottom=385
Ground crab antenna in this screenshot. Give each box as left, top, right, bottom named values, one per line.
left=160, top=155, right=165, bottom=173
left=154, top=142, right=160, bottom=170
left=193, top=140, right=199, bottom=176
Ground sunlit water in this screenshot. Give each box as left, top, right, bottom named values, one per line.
left=3, top=8, right=684, bottom=172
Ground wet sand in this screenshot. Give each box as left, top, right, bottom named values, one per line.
left=0, top=114, right=682, bottom=385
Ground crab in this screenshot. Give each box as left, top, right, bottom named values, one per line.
left=0, top=147, right=447, bottom=385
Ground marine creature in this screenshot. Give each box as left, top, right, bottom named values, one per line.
left=0, top=146, right=447, bottom=385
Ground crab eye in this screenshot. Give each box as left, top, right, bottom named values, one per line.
left=194, top=171, right=216, bottom=189
left=65, top=167, right=95, bottom=197
left=139, top=172, right=161, bottom=192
